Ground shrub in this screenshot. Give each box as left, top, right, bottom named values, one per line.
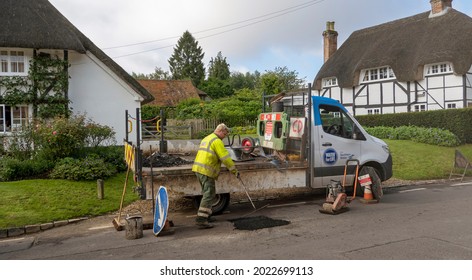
left=75, top=146, right=127, bottom=172
left=85, top=122, right=116, bottom=147
left=365, top=126, right=460, bottom=147
left=32, top=115, right=89, bottom=160
left=0, top=157, right=54, bottom=181
left=3, top=129, right=36, bottom=160
left=356, top=108, right=472, bottom=143
left=196, top=129, right=214, bottom=139
left=231, top=126, right=257, bottom=135
left=3, top=114, right=117, bottom=161
left=49, top=155, right=116, bottom=181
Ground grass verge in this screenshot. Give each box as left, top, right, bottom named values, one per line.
left=386, top=140, right=472, bottom=180
left=0, top=172, right=140, bottom=229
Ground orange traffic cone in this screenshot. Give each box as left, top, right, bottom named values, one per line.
left=363, top=184, right=374, bottom=200
left=359, top=174, right=378, bottom=204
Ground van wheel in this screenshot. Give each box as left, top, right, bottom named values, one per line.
left=358, top=166, right=382, bottom=199
left=192, top=193, right=231, bottom=215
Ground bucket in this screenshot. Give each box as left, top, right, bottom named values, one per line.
left=272, top=101, right=284, bottom=112
left=125, top=215, right=143, bottom=240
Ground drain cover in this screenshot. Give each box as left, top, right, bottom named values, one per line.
left=230, top=216, right=290, bottom=231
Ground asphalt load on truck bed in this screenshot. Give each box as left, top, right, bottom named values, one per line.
left=142, top=153, right=192, bottom=168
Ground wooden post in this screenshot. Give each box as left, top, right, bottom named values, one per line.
left=97, top=179, right=104, bottom=200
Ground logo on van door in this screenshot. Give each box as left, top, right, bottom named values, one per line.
left=323, top=148, right=338, bottom=165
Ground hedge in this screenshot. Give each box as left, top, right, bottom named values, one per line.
left=355, top=108, right=472, bottom=144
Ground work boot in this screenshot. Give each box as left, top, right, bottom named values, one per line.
left=196, top=221, right=214, bottom=229
left=196, top=217, right=214, bottom=229
left=208, top=216, right=217, bottom=223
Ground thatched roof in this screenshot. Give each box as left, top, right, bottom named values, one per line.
left=138, top=80, right=206, bottom=107
left=314, top=9, right=472, bottom=90
left=0, top=0, right=154, bottom=104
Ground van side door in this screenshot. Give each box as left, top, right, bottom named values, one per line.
left=314, top=103, right=362, bottom=185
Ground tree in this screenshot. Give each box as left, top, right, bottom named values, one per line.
left=132, top=67, right=171, bottom=80
left=208, top=51, right=230, bottom=80
left=168, top=31, right=205, bottom=87
left=230, top=71, right=260, bottom=90
left=259, top=66, right=305, bottom=95
left=200, top=51, right=233, bottom=99
left=199, top=77, right=233, bottom=99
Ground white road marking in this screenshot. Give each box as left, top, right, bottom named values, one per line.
left=399, top=188, right=427, bottom=193
left=451, top=182, right=472, bottom=187
left=0, top=237, right=25, bottom=243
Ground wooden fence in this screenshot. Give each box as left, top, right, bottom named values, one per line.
left=142, top=118, right=256, bottom=140
left=142, top=118, right=218, bottom=140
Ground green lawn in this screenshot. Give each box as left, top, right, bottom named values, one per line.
left=0, top=172, right=140, bottom=229
left=1, top=140, right=472, bottom=229
left=386, top=140, right=472, bottom=180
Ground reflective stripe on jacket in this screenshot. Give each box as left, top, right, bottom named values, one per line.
left=192, top=133, right=236, bottom=179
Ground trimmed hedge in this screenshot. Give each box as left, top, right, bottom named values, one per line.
left=365, top=126, right=461, bottom=147
left=49, top=155, right=116, bottom=181
left=356, top=108, right=472, bottom=144
left=0, top=158, right=54, bottom=181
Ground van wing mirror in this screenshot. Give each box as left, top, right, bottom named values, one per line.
left=353, top=125, right=366, bottom=140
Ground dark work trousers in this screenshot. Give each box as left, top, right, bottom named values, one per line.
left=195, top=172, right=215, bottom=222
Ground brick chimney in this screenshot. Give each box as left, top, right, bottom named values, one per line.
left=323, top=21, right=338, bottom=63
left=430, top=0, right=452, bottom=15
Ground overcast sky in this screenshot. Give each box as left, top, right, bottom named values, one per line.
left=49, top=0, right=472, bottom=85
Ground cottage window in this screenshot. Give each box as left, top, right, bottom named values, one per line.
left=1, top=51, right=8, bottom=72
left=322, top=77, right=338, bottom=88
left=414, top=104, right=426, bottom=112
left=362, top=66, right=396, bottom=83
left=447, top=103, right=457, bottom=109
left=426, top=62, right=453, bottom=76
left=0, top=105, right=29, bottom=133
left=0, top=50, right=26, bottom=75
left=367, top=109, right=381, bottom=115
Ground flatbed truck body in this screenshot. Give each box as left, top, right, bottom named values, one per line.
left=138, top=93, right=393, bottom=213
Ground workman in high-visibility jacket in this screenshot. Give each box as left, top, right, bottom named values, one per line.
left=192, top=123, right=239, bottom=229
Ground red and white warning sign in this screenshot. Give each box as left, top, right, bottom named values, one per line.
left=289, top=118, right=305, bottom=138
left=265, top=121, right=273, bottom=140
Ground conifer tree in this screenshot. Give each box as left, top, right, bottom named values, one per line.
left=168, top=31, right=205, bottom=87
left=208, top=51, right=230, bottom=80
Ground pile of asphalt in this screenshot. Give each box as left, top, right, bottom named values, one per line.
left=229, top=216, right=290, bottom=231
left=143, top=152, right=191, bottom=167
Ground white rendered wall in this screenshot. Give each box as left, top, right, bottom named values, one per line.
left=68, top=51, right=143, bottom=145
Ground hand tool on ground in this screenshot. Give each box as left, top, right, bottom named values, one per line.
left=112, top=147, right=133, bottom=230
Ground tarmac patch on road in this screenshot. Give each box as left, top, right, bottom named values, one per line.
left=229, top=216, right=290, bottom=231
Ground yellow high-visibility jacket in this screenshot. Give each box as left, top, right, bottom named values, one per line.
left=192, top=133, right=237, bottom=179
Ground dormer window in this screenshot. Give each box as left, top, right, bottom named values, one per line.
left=322, top=77, right=338, bottom=88
left=425, top=62, right=453, bottom=76
left=0, top=50, right=26, bottom=75
left=361, top=66, right=395, bottom=83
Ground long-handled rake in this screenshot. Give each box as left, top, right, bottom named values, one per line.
left=237, top=176, right=270, bottom=217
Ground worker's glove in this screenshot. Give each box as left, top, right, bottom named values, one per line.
left=234, top=170, right=240, bottom=179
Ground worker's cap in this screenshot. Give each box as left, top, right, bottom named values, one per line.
left=215, top=123, right=230, bottom=134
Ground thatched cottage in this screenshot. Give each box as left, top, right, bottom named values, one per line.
left=0, top=0, right=154, bottom=143
left=314, top=0, right=472, bottom=115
